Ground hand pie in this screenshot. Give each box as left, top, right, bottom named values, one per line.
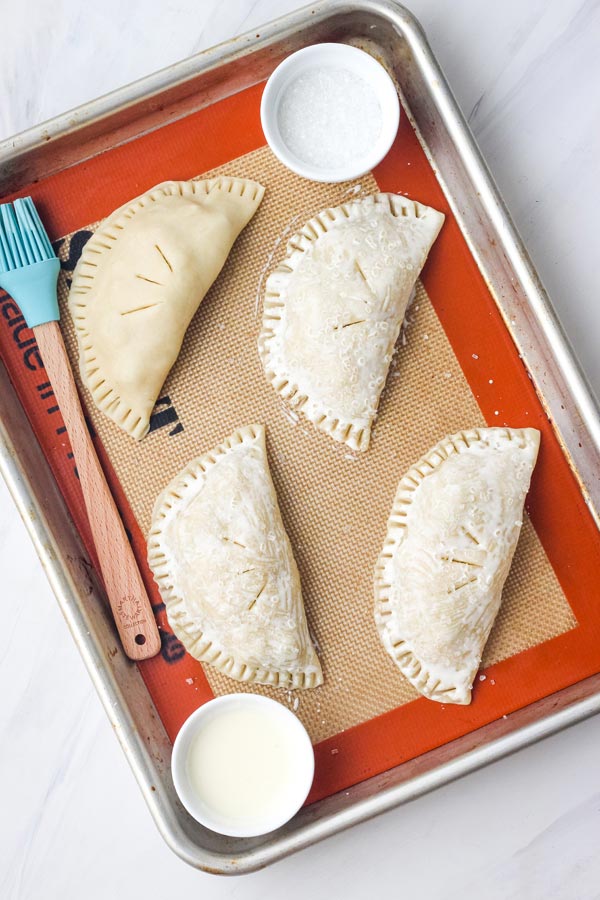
left=148, top=424, right=322, bottom=689
left=258, top=193, right=444, bottom=451
left=374, top=427, right=540, bottom=705
left=69, top=177, right=264, bottom=440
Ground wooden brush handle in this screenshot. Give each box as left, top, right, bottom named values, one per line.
left=34, top=321, right=161, bottom=661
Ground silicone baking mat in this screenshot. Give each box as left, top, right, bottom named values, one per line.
left=2, top=83, right=600, bottom=805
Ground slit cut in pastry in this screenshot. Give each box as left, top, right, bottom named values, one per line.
left=148, top=424, right=323, bottom=689
left=258, top=193, right=444, bottom=451
left=69, top=177, right=264, bottom=440
left=374, top=427, right=540, bottom=705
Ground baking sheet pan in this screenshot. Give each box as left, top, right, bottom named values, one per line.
left=1, top=0, right=600, bottom=874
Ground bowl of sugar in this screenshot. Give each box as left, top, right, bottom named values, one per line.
left=260, top=43, right=400, bottom=183
left=171, top=693, right=315, bottom=837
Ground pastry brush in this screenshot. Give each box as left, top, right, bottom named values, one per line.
left=0, top=197, right=161, bottom=660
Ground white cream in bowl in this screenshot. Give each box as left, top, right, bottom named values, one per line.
left=171, top=694, right=314, bottom=837
left=261, top=43, right=400, bottom=182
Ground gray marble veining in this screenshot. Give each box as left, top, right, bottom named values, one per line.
left=1, top=1, right=599, bottom=897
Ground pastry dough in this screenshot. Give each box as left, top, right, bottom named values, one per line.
left=148, top=424, right=322, bottom=689
left=69, top=177, right=264, bottom=440
left=374, top=427, right=540, bottom=705
left=258, top=194, right=444, bottom=451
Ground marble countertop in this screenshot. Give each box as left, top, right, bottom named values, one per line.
left=2, top=1, right=600, bottom=897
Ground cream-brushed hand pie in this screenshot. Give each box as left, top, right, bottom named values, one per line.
left=148, top=424, right=322, bottom=689
left=374, top=427, right=540, bottom=705
left=259, top=193, right=444, bottom=451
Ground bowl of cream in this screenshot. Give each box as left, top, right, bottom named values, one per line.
left=260, top=43, right=400, bottom=182
left=171, top=693, right=315, bottom=837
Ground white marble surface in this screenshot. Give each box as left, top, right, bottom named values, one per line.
left=1, top=1, right=600, bottom=897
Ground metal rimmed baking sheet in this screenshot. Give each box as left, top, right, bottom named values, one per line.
left=1, top=0, right=599, bottom=874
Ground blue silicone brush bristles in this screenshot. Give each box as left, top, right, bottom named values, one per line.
left=0, top=197, right=60, bottom=327
left=0, top=197, right=56, bottom=268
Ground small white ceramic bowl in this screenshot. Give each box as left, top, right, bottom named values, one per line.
left=260, top=43, right=400, bottom=183
left=171, top=693, right=314, bottom=837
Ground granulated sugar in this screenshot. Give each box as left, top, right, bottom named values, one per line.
left=277, top=67, right=382, bottom=169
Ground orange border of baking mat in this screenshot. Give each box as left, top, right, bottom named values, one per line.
left=2, top=83, right=600, bottom=805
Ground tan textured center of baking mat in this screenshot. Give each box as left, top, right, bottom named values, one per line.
left=56, top=146, right=576, bottom=743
